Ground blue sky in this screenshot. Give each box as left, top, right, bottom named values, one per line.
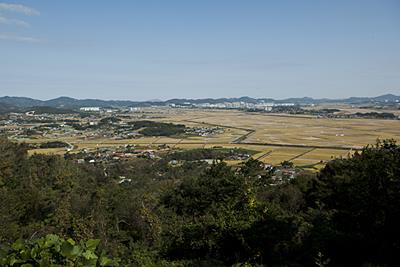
left=0, top=0, right=399, bottom=100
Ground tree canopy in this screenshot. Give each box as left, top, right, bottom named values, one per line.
left=0, top=138, right=399, bottom=266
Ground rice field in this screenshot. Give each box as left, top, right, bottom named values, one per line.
left=28, top=148, right=66, bottom=156
left=23, top=107, right=400, bottom=166
left=148, top=108, right=399, bottom=149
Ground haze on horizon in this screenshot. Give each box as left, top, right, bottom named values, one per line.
left=0, top=0, right=399, bottom=101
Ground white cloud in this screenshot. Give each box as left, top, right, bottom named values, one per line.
left=0, top=33, right=42, bottom=43
left=0, top=15, right=29, bottom=27
left=0, top=3, right=41, bottom=42
left=0, top=2, right=40, bottom=16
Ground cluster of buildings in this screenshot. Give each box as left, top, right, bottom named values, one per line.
left=172, top=102, right=296, bottom=111
left=71, top=145, right=167, bottom=164
left=185, top=126, right=224, bottom=137
left=79, top=107, right=141, bottom=113
left=79, top=102, right=297, bottom=113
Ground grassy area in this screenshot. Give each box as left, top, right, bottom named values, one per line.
left=28, top=148, right=67, bottom=156
left=256, top=147, right=310, bottom=165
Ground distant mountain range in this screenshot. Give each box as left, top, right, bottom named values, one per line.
left=0, top=94, right=399, bottom=110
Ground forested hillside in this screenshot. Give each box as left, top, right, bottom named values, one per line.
left=0, top=138, right=399, bottom=266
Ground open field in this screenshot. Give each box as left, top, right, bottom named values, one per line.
left=171, top=110, right=399, bottom=149
left=256, top=147, right=310, bottom=165
left=291, top=148, right=354, bottom=166
left=154, top=108, right=398, bottom=147
left=10, top=107, right=399, bottom=167
left=28, top=148, right=67, bottom=156
left=122, top=107, right=398, bottom=166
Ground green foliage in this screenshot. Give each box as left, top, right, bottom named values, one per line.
left=304, top=139, right=400, bottom=265
left=39, top=141, right=69, bottom=149
left=126, top=120, right=187, bottom=136
left=314, top=252, right=330, bottom=267
left=162, top=162, right=248, bottom=215
left=99, top=117, right=121, bottom=125
left=0, top=234, right=118, bottom=266
left=0, top=138, right=399, bottom=266
left=166, top=148, right=254, bottom=161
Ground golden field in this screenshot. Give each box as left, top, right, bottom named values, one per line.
left=22, top=107, right=399, bottom=167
